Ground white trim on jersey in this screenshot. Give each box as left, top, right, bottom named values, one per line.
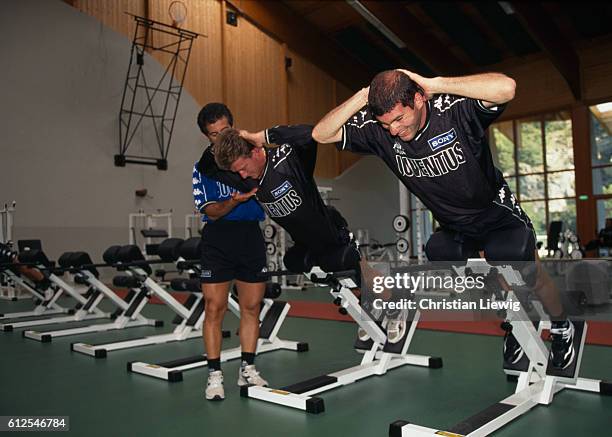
left=346, top=118, right=378, bottom=129
left=201, top=200, right=217, bottom=212
left=432, top=95, right=465, bottom=113
left=414, top=101, right=432, bottom=142
left=273, top=154, right=290, bottom=169
left=492, top=200, right=531, bottom=230
left=476, top=99, right=500, bottom=113
left=259, top=157, right=270, bottom=186
left=265, top=128, right=271, bottom=144
left=202, top=182, right=210, bottom=200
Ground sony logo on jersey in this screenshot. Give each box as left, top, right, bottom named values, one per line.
left=271, top=181, right=292, bottom=200
left=427, top=128, right=457, bottom=151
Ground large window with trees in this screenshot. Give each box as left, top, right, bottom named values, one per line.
left=490, top=112, right=575, bottom=247
left=590, top=102, right=612, bottom=232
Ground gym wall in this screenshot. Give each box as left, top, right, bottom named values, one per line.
left=0, top=0, right=204, bottom=262
left=0, top=0, right=399, bottom=264
left=70, top=0, right=365, bottom=180
left=318, top=158, right=401, bottom=246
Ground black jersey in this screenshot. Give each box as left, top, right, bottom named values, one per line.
left=198, top=125, right=347, bottom=254
left=339, top=94, right=510, bottom=232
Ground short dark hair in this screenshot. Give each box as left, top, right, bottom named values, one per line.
left=214, top=128, right=254, bottom=170
left=368, top=70, right=424, bottom=116
left=197, top=103, right=233, bottom=134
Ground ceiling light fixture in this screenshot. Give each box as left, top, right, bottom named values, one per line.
left=346, top=0, right=406, bottom=49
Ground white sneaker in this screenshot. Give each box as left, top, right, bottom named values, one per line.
left=205, top=370, right=225, bottom=401
left=386, top=309, right=408, bottom=344
left=357, top=327, right=370, bottom=342
left=238, top=364, right=268, bottom=387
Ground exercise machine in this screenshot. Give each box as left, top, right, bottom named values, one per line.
left=71, top=239, right=211, bottom=358
left=389, top=258, right=612, bottom=436
left=240, top=266, right=442, bottom=413
left=22, top=251, right=162, bottom=342
left=128, top=243, right=307, bottom=381
left=0, top=248, right=112, bottom=332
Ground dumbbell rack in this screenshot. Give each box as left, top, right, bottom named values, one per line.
left=0, top=202, right=28, bottom=301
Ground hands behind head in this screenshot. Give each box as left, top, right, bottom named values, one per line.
left=232, top=187, right=258, bottom=203
left=239, top=130, right=265, bottom=148
left=395, top=69, right=433, bottom=100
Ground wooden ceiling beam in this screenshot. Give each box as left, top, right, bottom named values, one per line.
left=225, top=0, right=373, bottom=90
left=511, top=2, right=582, bottom=100
left=358, top=0, right=471, bottom=76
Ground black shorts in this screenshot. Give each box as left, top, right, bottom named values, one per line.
left=200, top=220, right=266, bottom=283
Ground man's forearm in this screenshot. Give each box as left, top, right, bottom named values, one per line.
left=203, top=198, right=239, bottom=221
left=429, top=73, right=515, bottom=105
left=312, top=87, right=369, bottom=144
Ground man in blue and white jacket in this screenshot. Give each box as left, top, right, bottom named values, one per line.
left=193, top=103, right=268, bottom=401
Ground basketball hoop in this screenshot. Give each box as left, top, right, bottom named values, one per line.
left=168, top=1, right=187, bottom=28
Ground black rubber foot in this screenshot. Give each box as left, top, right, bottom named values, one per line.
left=168, top=370, right=183, bottom=382
left=95, top=349, right=107, bottom=359
left=297, top=342, right=309, bottom=352
left=306, top=397, right=325, bottom=414
left=240, top=384, right=253, bottom=398
left=506, top=374, right=519, bottom=382
left=154, top=320, right=164, bottom=327
left=601, top=381, right=612, bottom=395
left=67, top=309, right=76, bottom=315
left=389, top=420, right=410, bottom=437
left=428, top=357, right=443, bottom=368
left=4, top=325, right=13, bottom=332
left=127, top=361, right=134, bottom=372
left=222, top=330, right=231, bottom=338
left=41, top=334, right=52, bottom=343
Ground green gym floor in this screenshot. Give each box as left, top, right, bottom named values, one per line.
left=1, top=290, right=611, bottom=437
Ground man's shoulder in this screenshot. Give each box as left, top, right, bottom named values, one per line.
left=269, top=144, right=295, bottom=169
left=196, top=146, right=217, bottom=174
left=430, top=93, right=468, bottom=115
left=345, top=107, right=377, bottom=129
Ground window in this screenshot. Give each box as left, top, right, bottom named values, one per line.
left=590, top=102, right=612, bottom=230
left=490, top=111, right=575, bottom=251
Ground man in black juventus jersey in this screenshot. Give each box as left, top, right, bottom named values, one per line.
left=198, top=125, right=407, bottom=343
left=312, top=69, right=575, bottom=370
left=204, top=124, right=358, bottom=272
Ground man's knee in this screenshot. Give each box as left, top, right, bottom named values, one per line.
left=203, top=296, right=228, bottom=320
left=283, top=245, right=313, bottom=273
left=425, top=230, right=476, bottom=261
left=485, top=227, right=535, bottom=262
left=317, top=245, right=360, bottom=273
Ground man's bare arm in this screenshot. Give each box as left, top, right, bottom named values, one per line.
left=203, top=188, right=258, bottom=221
left=398, top=70, right=516, bottom=108
left=312, top=87, right=369, bottom=144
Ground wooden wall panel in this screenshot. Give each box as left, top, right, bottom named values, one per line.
left=287, top=50, right=335, bottom=124
left=498, top=57, right=575, bottom=121
left=496, top=38, right=612, bottom=120
left=336, top=81, right=362, bottom=174
left=581, top=38, right=612, bottom=104
left=286, top=50, right=337, bottom=178
left=73, top=0, right=145, bottom=38
left=147, top=0, right=224, bottom=106
left=223, top=8, right=286, bottom=131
